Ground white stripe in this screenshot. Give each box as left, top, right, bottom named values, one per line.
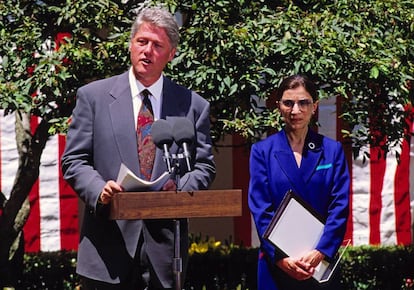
left=39, top=134, right=61, bottom=251
left=0, top=111, right=19, bottom=199
left=351, top=148, right=371, bottom=245
left=379, top=148, right=398, bottom=245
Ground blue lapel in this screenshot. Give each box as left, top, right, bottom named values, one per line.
left=300, top=129, right=323, bottom=183
left=273, top=130, right=303, bottom=194
left=273, top=129, right=323, bottom=195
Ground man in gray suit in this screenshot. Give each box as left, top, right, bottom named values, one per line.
left=61, top=6, right=216, bottom=289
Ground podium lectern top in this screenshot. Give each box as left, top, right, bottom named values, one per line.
left=110, top=189, right=242, bottom=220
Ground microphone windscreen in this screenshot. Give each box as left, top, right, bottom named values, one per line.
left=173, top=118, right=195, bottom=145
left=151, top=119, right=174, bottom=147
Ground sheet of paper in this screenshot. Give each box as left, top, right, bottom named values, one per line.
left=116, top=163, right=170, bottom=192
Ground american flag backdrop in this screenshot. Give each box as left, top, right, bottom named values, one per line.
left=0, top=94, right=413, bottom=253
left=317, top=97, right=414, bottom=246
left=0, top=110, right=79, bottom=252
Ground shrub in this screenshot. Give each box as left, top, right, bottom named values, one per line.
left=14, top=242, right=414, bottom=290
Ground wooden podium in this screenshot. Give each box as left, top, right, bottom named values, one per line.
left=110, top=189, right=242, bottom=220
left=110, top=189, right=242, bottom=290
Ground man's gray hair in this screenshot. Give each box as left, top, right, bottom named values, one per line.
left=130, top=6, right=180, bottom=48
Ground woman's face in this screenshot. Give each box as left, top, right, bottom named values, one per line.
left=278, top=86, right=318, bottom=131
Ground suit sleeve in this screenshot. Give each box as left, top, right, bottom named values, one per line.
left=248, top=143, right=283, bottom=264
left=61, top=87, right=107, bottom=213
left=316, top=141, right=350, bottom=259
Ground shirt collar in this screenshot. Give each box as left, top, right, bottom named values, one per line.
left=128, top=67, right=163, bottom=100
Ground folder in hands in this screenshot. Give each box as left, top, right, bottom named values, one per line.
left=263, top=190, right=350, bottom=283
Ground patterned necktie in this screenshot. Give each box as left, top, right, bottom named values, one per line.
left=137, top=89, right=155, bottom=181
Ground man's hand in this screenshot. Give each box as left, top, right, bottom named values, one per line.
left=98, top=180, right=123, bottom=205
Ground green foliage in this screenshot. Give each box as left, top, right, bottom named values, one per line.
left=14, top=245, right=414, bottom=290
left=166, top=0, right=283, bottom=142
left=341, top=245, right=414, bottom=290
left=17, top=251, right=79, bottom=289
left=1, top=0, right=413, bottom=149
left=0, top=0, right=138, bottom=133
left=168, top=0, right=414, bottom=151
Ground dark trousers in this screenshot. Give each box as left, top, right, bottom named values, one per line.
left=79, top=234, right=172, bottom=290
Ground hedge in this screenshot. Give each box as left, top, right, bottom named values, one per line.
left=11, top=244, right=414, bottom=290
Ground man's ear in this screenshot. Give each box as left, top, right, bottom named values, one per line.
left=168, top=47, right=177, bottom=61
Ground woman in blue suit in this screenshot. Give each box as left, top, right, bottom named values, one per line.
left=248, top=75, right=350, bottom=290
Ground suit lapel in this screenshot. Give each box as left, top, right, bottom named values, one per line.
left=150, top=77, right=192, bottom=180
left=160, top=77, right=191, bottom=118
left=273, top=129, right=323, bottom=194
left=108, top=72, right=141, bottom=175
left=300, top=130, right=323, bottom=183
left=273, top=130, right=305, bottom=194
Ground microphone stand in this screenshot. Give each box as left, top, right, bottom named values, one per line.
left=170, top=157, right=183, bottom=290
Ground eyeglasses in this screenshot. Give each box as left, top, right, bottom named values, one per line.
left=279, top=99, right=313, bottom=110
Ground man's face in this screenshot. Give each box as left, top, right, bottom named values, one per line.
left=130, top=22, right=176, bottom=87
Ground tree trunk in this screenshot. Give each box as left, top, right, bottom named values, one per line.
left=0, top=111, right=50, bottom=287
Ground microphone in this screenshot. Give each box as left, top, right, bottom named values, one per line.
left=151, top=119, right=174, bottom=173
left=172, top=117, right=195, bottom=172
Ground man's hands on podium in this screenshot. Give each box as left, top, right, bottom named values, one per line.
left=98, top=178, right=177, bottom=205
left=98, top=180, right=122, bottom=205
left=276, top=249, right=325, bottom=281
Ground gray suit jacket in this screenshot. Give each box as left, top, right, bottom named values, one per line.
left=61, top=71, right=216, bottom=286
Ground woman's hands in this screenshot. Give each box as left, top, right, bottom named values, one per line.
left=276, top=249, right=325, bottom=281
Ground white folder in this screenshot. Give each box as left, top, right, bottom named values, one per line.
left=263, top=190, right=350, bottom=283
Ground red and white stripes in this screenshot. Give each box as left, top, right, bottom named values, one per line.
left=318, top=97, right=413, bottom=246
left=1, top=99, right=413, bottom=252
left=0, top=110, right=79, bottom=252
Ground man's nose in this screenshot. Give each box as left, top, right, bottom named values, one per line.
left=143, top=42, right=153, bottom=53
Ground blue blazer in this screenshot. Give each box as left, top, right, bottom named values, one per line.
left=248, top=129, right=350, bottom=290
left=61, top=71, right=216, bottom=286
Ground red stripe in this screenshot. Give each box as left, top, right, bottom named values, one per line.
left=58, top=134, right=79, bottom=250
left=24, top=116, right=41, bottom=252
left=233, top=134, right=252, bottom=247
left=0, top=115, right=3, bottom=196
left=0, top=115, right=3, bottom=218
left=369, top=146, right=385, bottom=245
left=394, top=136, right=412, bottom=245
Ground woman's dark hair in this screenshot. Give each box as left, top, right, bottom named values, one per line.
left=275, top=75, right=318, bottom=102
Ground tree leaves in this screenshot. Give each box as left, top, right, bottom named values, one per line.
left=1, top=0, right=413, bottom=153
left=168, top=0, right=414, bottom=152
